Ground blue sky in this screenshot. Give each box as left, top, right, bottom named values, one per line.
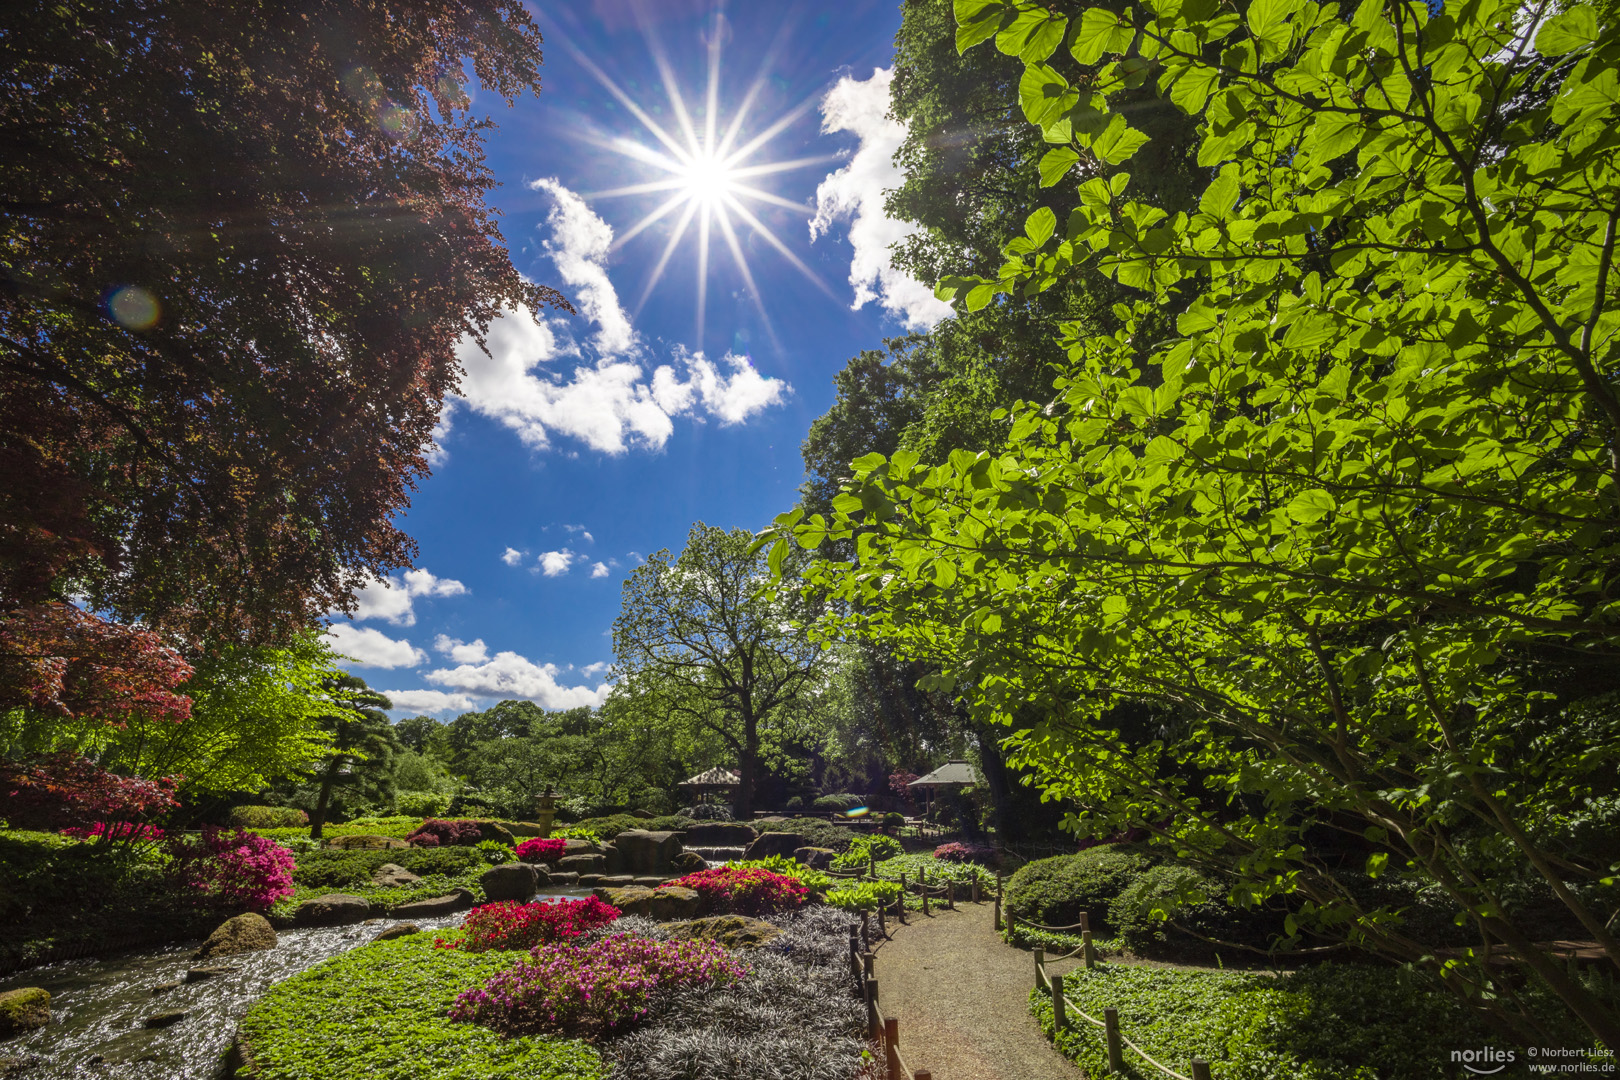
left=326, top=1, right=952, bottom=717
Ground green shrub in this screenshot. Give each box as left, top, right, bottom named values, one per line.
left=1032, top=962, right=1579, bottom=1080
left=826, top=880, right=903, bottom=912
left=812, top=793, right=865, bottom=811
left=238, top=933, right=605, bottom=1080
left=395, top=790, right=453, bottom=818
left=475, top=839, right=511, bottom=865
left=728, top=856, right=834, bottom=894
left=831, top=834, right=902, bottom=869
left=882, top=812, right=906, bottom=829
left=291, top=846, right=482, bottom=889
left=1003, top=845, right=1156, bottom=932
left=1107, top=864, right=1289, bottom=959
left=251, top=816, right=422, bottom=842
left=228, top=805, right=308, bottom=829
left=752, top=817, right=854, bottom=852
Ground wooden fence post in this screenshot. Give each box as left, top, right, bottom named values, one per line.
left=972, top=877, right=980, bottom=904
left=1080, top=910, right=1096, bottom=969
left=1192, top=1059, right=1212, bottom=1080
left=947, top=882, right=955, bottom=910
left=865, top=977, right=880, bottom=1039
left=922, top=881, right=930, bottom=916
left=994, top=892, right=1002, bottom=931
left=1051, top=972, right=1067, bottom=1032
left=863, top=952, right=875, bottom=980
left=862, top=910, right=871, bottom=948
left=1104, top=1007, right=1123, bottom=1074
left=898, top=875, right=908, bottom=924
left=1006, top=911, right=1017, bottom=942
left=1034, top=947, right=1046, bottom=990
left=885, top=1016, right=900, bottom=1080
left=849, top=924, right=860, bottom=981
left=915, top=1072, right=932, bottom=1080
left=878, top=901, right=887, bottom=938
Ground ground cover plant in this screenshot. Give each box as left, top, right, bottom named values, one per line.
left=1033, top=963, right=1595, bottom=1080
left=250, top=815, right=423, bottom=842
left=228, top=806, right=308, bottom=830
left=449, top=933, right=745, bottom=1038
left=664, top=867, right=809, bottom=916
left=273, top=844, right=495, bottom=916
left=875, top=852, right=998, bottom=911
left=829, top=833, right=902, bottom=870
left=728, top=855, right=836, bottom=895
left=439, top=897, right=621, bottom=952
left=825, top=879, right=903, bottom=912
left=237, top=933, right=606, bottom=1080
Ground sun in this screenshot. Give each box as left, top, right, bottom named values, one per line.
left=558, top=9, right=839, bottom=350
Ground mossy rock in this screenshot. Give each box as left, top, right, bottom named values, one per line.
left=194, top=912, right=277, bottom=960
left=0, top=988, right=49, bottom=1037
left=664, top=915, right=782, bottom=949
left=326, top=835, right=408, bottom=851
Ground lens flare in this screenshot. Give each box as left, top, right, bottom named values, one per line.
left=106, top=286, right=160, bottom=330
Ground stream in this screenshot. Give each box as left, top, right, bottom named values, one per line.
left=0, top=889, right=589, bottom=1079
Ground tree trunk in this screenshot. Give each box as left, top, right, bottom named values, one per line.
left=734, top=719, right=760, bottom=819
left=309, top=759, right=339, bottom=840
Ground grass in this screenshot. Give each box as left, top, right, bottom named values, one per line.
left=1031, top=962, right=1592, bottom=1080
left=239, top=932, right=605, bottom=1079
left=249, top=815, right=424, bottom=842
left=269, top=845, right=494, bottom=918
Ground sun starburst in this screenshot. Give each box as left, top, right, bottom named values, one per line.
left=557, top=8, right=840, bottom=351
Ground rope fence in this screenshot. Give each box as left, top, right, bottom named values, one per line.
left=849, top=924, right=933, bottom=1080
left=1034, top=946, right=1214, bottom=1080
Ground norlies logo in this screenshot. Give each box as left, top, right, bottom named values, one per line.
left=1453, top=1048, right=1518, bottom=1075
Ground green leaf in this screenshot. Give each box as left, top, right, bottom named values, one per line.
left=766, top=538, right=787, bottom=578
left=1071, top=7, right=1135, bottom=64
left=955, top=0, right=1011, bottom=53
left=1246, top=0, right=1301, bottom=49
left=1039, top=147, right=1081, bottom=187
left=1286, top=489, right=1337, bottom=522
left=1018, top=63, right=1075, bottom=128
left=1026, top=206, right=1058, bottom=246
left=997, top=7, right=1069, bottom=62
left=1535, top=5, right=1598, bottom=55
left=1198, top=164, right=1240, bottom=218
left=1090, top=114, right=1152, bottom=164
left=1169, top=64, right=1220, bottom=115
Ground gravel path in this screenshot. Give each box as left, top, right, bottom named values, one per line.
left=871, top=903, right=1086, bottom=1080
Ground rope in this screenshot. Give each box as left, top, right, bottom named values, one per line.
left=1060, top=994, right=1193, bottom=1080
left=1042, top=944, right=1088, bottom=962
left=1018, top=918, right=1091, bottom=932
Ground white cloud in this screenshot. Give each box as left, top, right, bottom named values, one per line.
left=383, top=689, right=477, bottom=714
left=452, top=180, right=789, bottom=456
left=590, top=561, right=610, bottom=579
left=346, top=567, right=467, bottom=626
left=810, top=67, right=953, bottom=331
left=581, top=661, right=611, bottom=678
left=426, top=651, right=611, bottom=710
left=562, top=525, right=595, bottom=544
left=433, top=635, right=490, bottom=663
left=532, top=177, right=636, bottom=357
left=501, top=547, right=526, bottom=566
left=325, top=624, right=429, bottom=669
left=539, top=550, right=576, bottom=577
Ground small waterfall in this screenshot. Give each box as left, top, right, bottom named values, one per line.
left=687, top=845, right=746, bottom=865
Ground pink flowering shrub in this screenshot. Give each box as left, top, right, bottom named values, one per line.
left=62, top=821, right=166, bottom=841
left=449, top=933, right=745, bottom=1037
left=406, top=817, right=486, bottom=847
left=934, top=842, right=997, bottom=865
left=164, top=827, right=294, bottom=912
left=513, top=836, right=567, bottom=863
left=664, top=867, right=808, bottom=916
left=436, top=896, right=620, bottom=952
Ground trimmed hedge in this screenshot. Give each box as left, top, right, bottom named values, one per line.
left=1003, top=846, right=1157, bottom=932
left=237, top=933, right=605, bottom=1079
left=555, top=814, right=694, bottom=841
left=752, top=818, right=855, bottom=852
left=228, top=806, right=308, bottom=829
left=812, top=793, right=866, bottom=811
left=1031, top=962, right=1572, bottom=1080
left=1109, top=864, right=1288, bottom=960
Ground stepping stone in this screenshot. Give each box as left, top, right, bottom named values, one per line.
left=144, top=1010, right=187, bottom=1028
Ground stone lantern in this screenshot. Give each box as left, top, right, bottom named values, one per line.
left=535, top=785, right=559, bottom=838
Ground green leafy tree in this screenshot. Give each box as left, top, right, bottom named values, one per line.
left=307, top=676, right=398, bottom=839
left=613, top=523, right=828, bottom=817
left=773, top=0, right=1620, bottom=1044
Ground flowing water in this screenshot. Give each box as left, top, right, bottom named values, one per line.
left=0, top=890, right=589, bottom=1079
left=686, top=846, right=744, bottom=864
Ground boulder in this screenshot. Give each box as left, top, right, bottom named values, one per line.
left=612, top=830, right=682, bottom=875
left=370, top=863, right=421, bottom=887
left=670, top=851, right=707, bottom=873
left=601, top=874, right=636, bottom=887
left=682, top=822, right=758, bottom=846
left=480, top=863, right=539, bottom=902
left=632, top=875, right=668, bottom=887
left=794, top=846, right=837, bottom=870
left=184, top=965, right=237, bottom=983
left=371, top=922, right=421, bottom=943
left=193, top=912, right=277, bottom=959
left=144, top=1010, right=187, bottom=1029
left=561, top=839, right=604, bottom=856
left=664, top=915, right=782, bottom=949
left=292, top=894, right=372, bottom=927
left=650, top=886, right=701, bottom=920
left=741, top=832, right=806, bottom=861
left=577, top=874, right=605, bottom=887
left=630, top=809, right=657, bottom=819
left=498, top=820, right=547, bottom=837
left=594, top=885, right=658, bottom=917
left=556, top=853, right=605, bottom=875
left=326, top=834, right=407, bottom=850
left=0, top=989, right=49, bottom=1036
left=388, top=889, right=474, bottom=919
left=548, top=871, right=580, bottom=887
left=469, top=820, right=516, bottom=846
left=150, top=981, right=183, bottom=996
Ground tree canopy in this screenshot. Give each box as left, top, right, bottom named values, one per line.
left=771, top=0, right=1620, bottom=1045
left=0, top=0, right=567, bottom=643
